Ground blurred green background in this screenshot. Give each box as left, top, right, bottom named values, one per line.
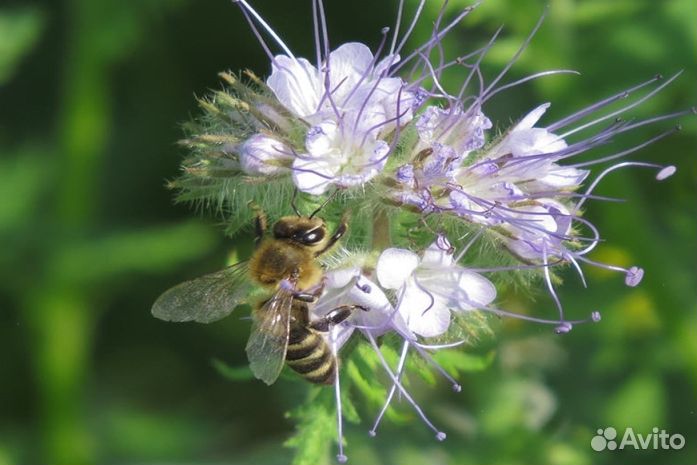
left=1, top=0, right=695, bottom=464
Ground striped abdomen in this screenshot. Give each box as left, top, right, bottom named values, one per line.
left=286, top=324, right=336, bottom=385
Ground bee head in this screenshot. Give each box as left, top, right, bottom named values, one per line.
left=273, top=216, right=328, bottom=249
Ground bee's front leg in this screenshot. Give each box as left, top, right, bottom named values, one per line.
left=291, top=274, right=326, bottom=303
left=310, top=305, right=368, bottom=332
left=314, top=212, right=349, bottom=257
left=248, top=201, right=267, bottom=246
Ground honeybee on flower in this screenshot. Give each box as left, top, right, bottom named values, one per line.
left=158, top=0, right=694, bottom=462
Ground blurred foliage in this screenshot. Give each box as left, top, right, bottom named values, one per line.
left=0, top=0, right=695, bottom=465
left=0, top=7, right=44, bottom=85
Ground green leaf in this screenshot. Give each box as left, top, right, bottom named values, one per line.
left=431, top=349, right=496, bottom=374
left=211, top=358, right=254, bottom=381
left=285, top=389, right=335, bottom=465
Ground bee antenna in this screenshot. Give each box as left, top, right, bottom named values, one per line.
left=291, top=188, right=301, bottom=217
left=309, top=189, right=339, bottom=219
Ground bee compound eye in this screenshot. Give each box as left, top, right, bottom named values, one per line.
left=301, top=228, right=324, bottom=244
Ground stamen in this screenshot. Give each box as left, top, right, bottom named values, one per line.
left=574, top=255, right=643, bottom=287
left=457, top=27, right=503, bottom=101
left=568, top=255, right=588, bottom=288
left=389, top=0, right=406, bottom=56
left=482, top=69, right=580, bottom=103
left=412, top=277, right=436, bottom=317
left=478, top=9, right=547, bottom=105
left=317, top=0, right=330, bottom=61
left=369, top=341, right=409, bottom=437
left=558, top=71, right=682, bottom=139
left=570, top=126, right=679, bottom=169
left=575, top=161, right=673, bottom=211
left=233, top=0, right=296, bottom=60
left=423, top=0, right=450, bottom=84
left=393, top=3, right=480, bottom=75
left=419, top=52, right=450, bottom=99
left=312, top=0, right=322, bottom=69
left=393, top=0, right=427, bottom=57
left=331, top=334, right=347, bottom=463
left=542, top=245, right=565, bottom=324
left=415, top=340, right=467, bottom=350
left=482, top=304, right=601, bottom=331
left=366, top=333, right=446, bottom=440
left=409, top=342, right=462, bottom=392
left=233, top=0, right=275, bottom=61
left=617, top=108, right=694, bottom=133
left=546, top=74, right=663, bottom=131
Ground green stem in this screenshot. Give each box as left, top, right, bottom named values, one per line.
left=372, top=208, right=391, bottom=251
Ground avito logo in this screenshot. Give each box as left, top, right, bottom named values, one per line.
left=591, top=427, right=685, bottom=452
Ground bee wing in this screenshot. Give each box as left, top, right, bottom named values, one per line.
left=245, top=285, right=295, bottom=385
left=151, top=261, right=252, bottom=323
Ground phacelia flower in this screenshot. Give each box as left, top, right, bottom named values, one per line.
left=233, top=0, right=420, bottom=195
left=292, top=118, right=391, bottom=194
left=165, top=1, right=694, bottom=463
left=239, top=133, right=292, bottom=175
left=376, top=235, right=496, bottom=338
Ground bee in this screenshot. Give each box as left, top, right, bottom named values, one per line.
left=152, top=199, right=364, bottom=385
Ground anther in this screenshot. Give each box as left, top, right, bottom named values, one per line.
left=368, top=430, right=377, bottom=437
left=625, top=266, right=644, bottom=287
left=357, top=282, right=372, bottom=293
left=436, top=432, right=447, bottom=441
left=452, top=384, right=462, bottom=393
left=656, top=165, right=676, bottom=181
left=591, top=311, right=602, bottom=323
left=337, top=453, right=348, bottom=463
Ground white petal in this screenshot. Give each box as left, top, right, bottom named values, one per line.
left=348, top=276, right=397, bottom=337
left=239, top=134, right=290, bottom=175
left=324, top=267, right=360, bottom=289
left=506, top=128, right=567, bottom=157
left=327, top=43, right=374, bottom=101
left=453, top=271, right=497, bottom=310
left=376, top=248, right=419, bottom=289
left=421, top=236, right=454, bottom=268
left=305, top=121, right=338, bottom=155
left=292, top=157, right=336, bottom=195
left=537, top=165, right=589, bottom=188
left=374, top=53, right=400, bottom=76
left=398, top=282, right=451, bottom=338
left=514, top=103, right=551, bottom=131
left=415, top=106, right=443, bottom=144
left=415, top=266, right=496, bottom=311
left=267, top=56, right=321, bottom=118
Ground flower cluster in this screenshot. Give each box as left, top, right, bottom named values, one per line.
left=171, top=0, right=693, bottom=462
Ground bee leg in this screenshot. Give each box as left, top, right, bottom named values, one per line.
left=292, top=276, right=326, bottom=303
left=310, top=305, right=367, bottom=332
left=314, top=212, right=349, bottom=257
left=248, top=201, right=267, bottom=246
left=293, top=292, right=319, bottom=303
